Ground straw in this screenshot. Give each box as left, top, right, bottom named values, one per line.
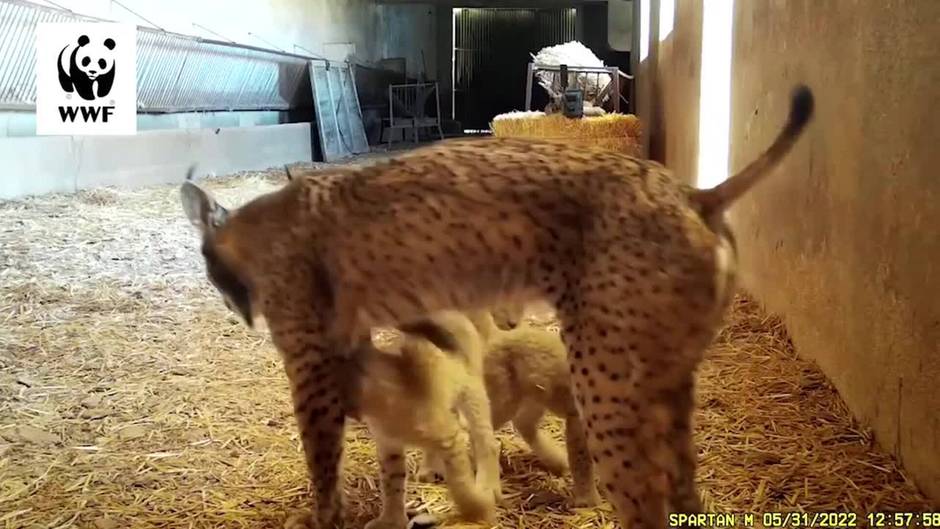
left=490, top=112, right=643, bottom=158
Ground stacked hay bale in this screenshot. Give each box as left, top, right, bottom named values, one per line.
left=491, top=110, right=643, bottom=157
left=492, top=41, right=643, bottom=157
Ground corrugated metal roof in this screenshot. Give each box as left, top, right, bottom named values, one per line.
left=0, top=0, right=318, bottom=112
left=0, top=1, right=73, bottom=109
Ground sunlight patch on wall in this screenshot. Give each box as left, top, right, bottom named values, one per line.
left=659, top=0, right=675, bottom=41
left=697, top=0, right=735, bottom=189
left=639, top=0, right=650, bottom=61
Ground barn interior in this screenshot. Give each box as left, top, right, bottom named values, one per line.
left=0, top=0, right=938, bottom=528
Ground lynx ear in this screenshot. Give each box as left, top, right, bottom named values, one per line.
left=181, top=178, right=228, bottom=233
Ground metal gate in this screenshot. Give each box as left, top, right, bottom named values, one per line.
left=453, top=7, right=576, bottom=131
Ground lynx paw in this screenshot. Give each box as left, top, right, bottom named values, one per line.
left=539, top=452, right=569, bottom=476
left=533, top=442, right=569, bottom=476
left=415, top=466, right=445, bottom=483
left=571, top=487, right=603, bottom=508
left=454, top=487, right=497, bottom=524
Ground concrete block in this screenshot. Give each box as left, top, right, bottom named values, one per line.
left=0, top=123, right=312, bottom=200
left=0, top=136, right=77, bottom=198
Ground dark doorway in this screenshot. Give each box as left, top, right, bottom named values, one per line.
left=453, top=7, right=576, bottom=131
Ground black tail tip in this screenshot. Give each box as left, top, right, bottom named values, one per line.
left=789, top=85, right=814, bottom=129
left=185, top=165, right=197, bottom=182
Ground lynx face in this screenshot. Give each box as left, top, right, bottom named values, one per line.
left=181, top=182, right=254, bottom=326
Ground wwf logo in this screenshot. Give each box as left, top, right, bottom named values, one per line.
left=36, top=21, right=137, bottom=135
left=57, top=35, right=117, bottom=101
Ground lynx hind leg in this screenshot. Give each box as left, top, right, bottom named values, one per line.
left=560, top=286, right=706, bottom=529
left=456, top=379, right=503, bottom=503
left=430, top=425, right=496, bottom=523
left=563, top=409, right=602, bottom=507
left=415, top=449, right=446, bottom=483
left=365, top=436, right=409, bottom=529
left=511, top=402, right=568, bottom=476
left=669, top=373, right=704, bottom=515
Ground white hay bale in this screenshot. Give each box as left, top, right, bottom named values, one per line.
left=532, top=41, right=611, bottom=100
left=492, top=110, right=546, bottom=122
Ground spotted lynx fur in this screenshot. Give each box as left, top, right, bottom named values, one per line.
left=417, top=307, right=602, bottom=507
left=181, top=86, right=814, bottom=529
left=345, top=310, right=500, bottom=528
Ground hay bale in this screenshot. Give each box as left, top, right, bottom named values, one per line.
left=491, top=112, right=643, bottom=157
left=532, top=41, right=610, bottom=101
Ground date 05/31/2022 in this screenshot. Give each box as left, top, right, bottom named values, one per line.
left=668, top=511, right=940, bottom=528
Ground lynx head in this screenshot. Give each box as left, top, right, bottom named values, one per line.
left=180, top=171, right=255, bottom=327
left=491, top=301, right=527, bottom=331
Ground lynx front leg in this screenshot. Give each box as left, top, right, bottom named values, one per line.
left=365, top=435, right=409, bottom=529
left=456, top=380, right=503, bottom=504
left=427, top=423, right=496, bottom=523
left=563, top=410, right=601, bottom=507
left=271, top=318, right=349, bottom=529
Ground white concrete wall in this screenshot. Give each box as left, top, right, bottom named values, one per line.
left=0, top=111, right=284, bottom=137
left=0, top=123, right=311, bottom=199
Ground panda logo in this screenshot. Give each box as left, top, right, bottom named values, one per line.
left=57, top=35, right=116, bottom=101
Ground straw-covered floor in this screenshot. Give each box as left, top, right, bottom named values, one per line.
left=0, top=163, right=930, bottom=529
